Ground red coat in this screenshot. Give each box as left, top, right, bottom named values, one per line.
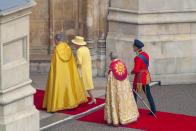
left=132, top=51, right=151, bottom=91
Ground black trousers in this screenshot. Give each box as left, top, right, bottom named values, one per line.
left=133, top=84, right=156, bottom=113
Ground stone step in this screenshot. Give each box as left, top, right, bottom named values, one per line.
left=31, top=72, right=107, bottom=90
left=30, top=54, right=51, bottom=74
left=30, top=61, right=50, bottom=74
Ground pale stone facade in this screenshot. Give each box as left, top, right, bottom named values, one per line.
left=30, top=0, right=108, bottom=76
left=107, top=0, right=196, bottom=85
left=30, top=0, right=196, bottom=85
left=0, top=1, right=39, bottom=131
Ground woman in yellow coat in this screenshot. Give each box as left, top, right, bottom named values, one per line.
left=72, top=36, right=96, bottom=104
left=43, top=34, right=87, bottom=112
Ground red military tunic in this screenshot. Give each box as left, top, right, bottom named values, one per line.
left=132, top=51, right=151, bottom=91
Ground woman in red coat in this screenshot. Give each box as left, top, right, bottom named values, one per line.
left=131, top=39, right=156, bottom=115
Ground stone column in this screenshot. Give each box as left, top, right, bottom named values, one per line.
left=85, top=0, right=97, bottom=76
left=106, top=0, right=196, bottom=85
left=0, top=1, right=39, bottom=131
left=97, top=0, right=109, bottom=76
left=97, top=39, right=106, bottom=76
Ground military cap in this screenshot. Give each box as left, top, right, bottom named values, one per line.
left=134, top=39, right=144, bottom=49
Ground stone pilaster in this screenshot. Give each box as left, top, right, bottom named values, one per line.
left=0, top=1, right=39, bottom=131
left=106, top=0, right=196, bottom=85
left=85, top=0, right=97, bottom=76
left=97, top=0, right=108, bottom=77
left=97, top=39, right=106, bottom=76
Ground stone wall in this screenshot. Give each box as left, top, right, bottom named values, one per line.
left=106, top=0, right=196, bottom=85
left=30, top=0, right=49, bottom=56
left=30, top=0, right=196, bottom=84
left=0, top=1, right=39, bottom=130
left=30, top=0, right=108, bottom=76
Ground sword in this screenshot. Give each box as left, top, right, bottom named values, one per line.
left=129, top=73, right=159, bottom=116
left=132, top=88, right=157, bottom=118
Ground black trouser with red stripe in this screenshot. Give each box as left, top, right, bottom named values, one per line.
left=133, top=84, right=156, bottom=113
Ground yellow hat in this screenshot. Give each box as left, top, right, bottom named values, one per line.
left=72, top=36, right=87, bottom=46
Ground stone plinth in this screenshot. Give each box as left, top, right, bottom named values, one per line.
left=106, top=0, right=196, bottom=85
left=0, top=1, right=39, bottom=131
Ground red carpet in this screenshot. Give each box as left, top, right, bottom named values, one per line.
left=79, top=107, right=196, bottom=131
left=34, top=90, right=196, bottom=131
left=34, top=89, right=105, bottom=115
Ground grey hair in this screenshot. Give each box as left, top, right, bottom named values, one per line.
left=55, top=34, right=65, bottom=41
left=109, top=52, right=118, bottom=60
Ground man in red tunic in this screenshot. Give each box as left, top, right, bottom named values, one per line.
left=131, top=39, right=156, bottom=115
